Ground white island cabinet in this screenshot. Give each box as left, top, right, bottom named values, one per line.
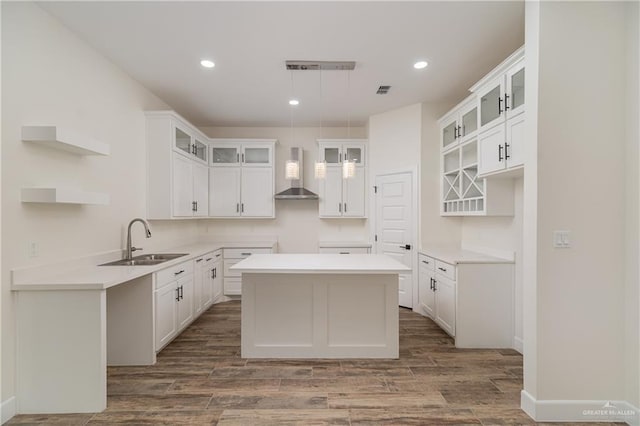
left=231, top=254, right=410, bottom=358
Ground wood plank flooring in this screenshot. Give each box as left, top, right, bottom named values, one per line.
left=8, top=301, right=618, bottom=425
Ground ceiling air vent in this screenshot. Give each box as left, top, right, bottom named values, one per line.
left=376, top=86, right=391, bottom=95
left=285, top=61, right=355, bottom=71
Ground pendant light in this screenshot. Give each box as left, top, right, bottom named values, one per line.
left=286, top=70, right=300, bottom=180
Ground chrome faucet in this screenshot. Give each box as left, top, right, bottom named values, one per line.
left=126, top=218, right=152, bottom=260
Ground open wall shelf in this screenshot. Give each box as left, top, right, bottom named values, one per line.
left=21, top=188, right=110, bottom=205
left=22, top=126, right=110, bottom=156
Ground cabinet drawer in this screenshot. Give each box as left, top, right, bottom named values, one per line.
left=224, top=259, right=241, bottom=277
left=224, top=278, right=242, bottom=295
left=224, top=247, right=272, bottom=259
left=319, top=247, right=369, bottom=254
left=155, top=260, right=194, bottom=289
left=435, top=260, right=456, bottom=281
left=419, top=254, right=435, bottom=271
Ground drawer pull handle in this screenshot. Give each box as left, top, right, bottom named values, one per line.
left=215, top=253, right=221, bottom=257
left=205, top=257, right=213, bottom=261
left=421, top=260, right=430, bottom=264
left=174, top=270, right=185, bottom=276
left=339, top=252, right=349, bottom=254
left=438, top=267, right=447, bottom=272
left=241, top=253, right=251, bottom=256
left=196, top=259, right=203, bottom=263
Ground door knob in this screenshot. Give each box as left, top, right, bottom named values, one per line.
left=399, top=244, right=411, bottom=250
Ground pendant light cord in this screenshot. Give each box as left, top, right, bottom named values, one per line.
left=319, top=69, right=323, bottom=139
left=290, top=70, right=294, bottom=143
left=347, top=70, right=351, bottom=139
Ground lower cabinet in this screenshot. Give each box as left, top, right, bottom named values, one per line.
left=223, top=247, right=274, bottom=296
left=418, top=251, right=514, bottom=348
left=154, top=260, right=195, bottom=351
left=194, top=249, right=223, bottom=314
left=418, top=254, right=456, bottom=337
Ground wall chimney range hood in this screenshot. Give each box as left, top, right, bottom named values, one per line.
left=275, top=147, right=319, bottom=200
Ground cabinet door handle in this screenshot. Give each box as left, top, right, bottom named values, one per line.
left=505, top=142, right=510, bottom=160
left=339, top=203, right=342, bottom=213
left=241, top=203, right=244, bottom=213
left=211, top=268, right=215, bottom=279
left=457, top=125, right=462, bottom=138
left=429, top=277, right=434, bottom=291
left=180, top=285, right=184, bottom=300
left=504, top=94, right=510, bottom=111
left=438, top=267, right=447, bottom=272
left=236, top=203, right=239, bottom=213
left=195, top=201, right=198, bottom=212
left=344, top=203, right=347, bottom=213
left=242, top=153, right=245, bottom=163
left=214, top=267, right=217, bottom=278
left=176, top=287, right=180, bottom=301
left=498, top=95, right=503, bottom=115
left=453, top=126, right=458, bottom=139
left=174, top=270, right=184, bottom=276
left=433, top=279, right=437, bottom=291
left=236, top=153, right=239, bottom=162
left=498, top=144, right=504, bottom=162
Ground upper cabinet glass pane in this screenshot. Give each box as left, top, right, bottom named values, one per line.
left=511, top=68, right=525, bottom=111
left=324, top=147, right=340, bottom=164
left=175, top=127, right=191, bottom=155
left=461, top=107, right=477, bottom=137
left=442, top=121, right=457, bottom=148
left=345, top=147, right=362, bottom=164
left=480, top=85, right=502, bottom=127
left=244, top=147, right=270, bottom=164
left=194, top=139, right=207, bottom=162
left=212, top=147, right=239, bottom=164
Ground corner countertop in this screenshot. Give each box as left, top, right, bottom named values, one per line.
left=419, top=247, right=514, bottom=265
left=12, top=240, right=277, bottom=291
left=230, top=254, right=410, bottom=274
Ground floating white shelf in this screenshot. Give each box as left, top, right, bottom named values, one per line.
left=21, top=188, right=110, bottom=205
left=21, top=126, right=110, bottom=156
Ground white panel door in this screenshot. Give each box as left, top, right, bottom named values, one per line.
left=343, top=167, right=366, bottom=217
left=212, top=259, right=223, bottom=302
left=192, top=163, right=209, bottom=217
left=154, top=285, right=177, bottom=350
left=209, top=167, right=241, bottom=217
left=375, top=172, right=414, bottom=308
left=172, top=155, right=193, bottom=217
left=419, top=264, right=435, bottom=318
left=177, top=276, right=194, bottom=330
left=506, top=112, right=525, bottom=169
left=478, top=125, right=506, bottom=176
left=435, top=275, right=456, bottom=337
left=241, top=167, right=274, bottom=217
left=319, top=167, right=343, bottom=217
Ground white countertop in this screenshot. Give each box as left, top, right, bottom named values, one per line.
left=12, top=241, right=276, bottom=291
left=419, top=247, right=514, bottom=265
left=230, top=254, right=410, bottom=274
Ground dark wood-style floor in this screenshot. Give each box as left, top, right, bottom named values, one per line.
left=8, top=301, right=615, bottom=425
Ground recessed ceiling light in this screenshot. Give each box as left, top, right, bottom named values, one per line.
left=289, top=99, right=299, bottom=106
left=200, top=59, right=215, bottom=68
left=414, top=61, right=428, bottom=69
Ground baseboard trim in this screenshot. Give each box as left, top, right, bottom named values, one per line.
left=520, top=391, right=638, bottom=424
left=1, top=396, right=16, bottom=424
left=513, top=336, right=523, bottom=354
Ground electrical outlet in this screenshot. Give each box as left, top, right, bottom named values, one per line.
left=553, top=231, right=571, bottom=248
left=28, top=241, right=39, bottom=258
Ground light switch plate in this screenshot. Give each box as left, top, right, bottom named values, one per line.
left=553, top=231, right=571, bottom=248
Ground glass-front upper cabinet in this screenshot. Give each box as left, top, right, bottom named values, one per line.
left=319, top=143, right=343, bottom=165
left=243, top=145, right=272, bottom=166
left=478, top=77, right=506, bottom=131
left=318, top=140, right=366, bottom=166
left=344, top=144, right=365, bottom=166
left=174, top=125, right=192, bottom=157
left=441, top=116, right=457, bottom=150
left=193, top=137, right=208, bottom=163
left=459, top=103, right=478, bottom=143
left=506, top=59, right=525, bottom=117
left=211, top=143, right=240, bottom=166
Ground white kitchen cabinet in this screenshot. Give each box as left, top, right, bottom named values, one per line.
left=223, top=247, right=274, bottom=296
left=154, top=260, right=195, bottom=351
left=418, top=250, right=515, bottom=348
left=209, top=139, right=276, bottom=218
left=317, top=139, right=367, bottom=218
left=473, top=50, right=525, bottom=178
left=212, top=253, right=223, bottom=302
left=440, top=97, right=478, bottom=151
left=146, top=111, right=210, bottom=219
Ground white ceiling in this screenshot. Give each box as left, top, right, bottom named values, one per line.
left=38, top=1, right=524, bottom=127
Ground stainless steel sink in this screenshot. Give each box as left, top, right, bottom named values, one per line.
left=99, top=253, right=188, bottom=266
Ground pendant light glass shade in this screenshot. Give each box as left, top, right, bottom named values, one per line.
left=285, top=160, right=300, bottom=180
left=314, top=161, right=327, bottom=179
left=343, top=160, right=355, bottom=179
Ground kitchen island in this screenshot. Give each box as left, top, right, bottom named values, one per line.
left=231, top=254, right=410, bottom=358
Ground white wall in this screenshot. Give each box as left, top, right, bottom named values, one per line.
left=198, top=126, right=368, bottom=253
left=420, top=102, right=462, bottom=248
left=625, top=0, right=640, bottom=410
left=1, top=3, right=199, bottom=411
left=524, top=1, right=629, bottom=413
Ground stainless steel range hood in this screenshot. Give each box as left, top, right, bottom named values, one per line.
left=274, top=147, right=319, bottom=200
